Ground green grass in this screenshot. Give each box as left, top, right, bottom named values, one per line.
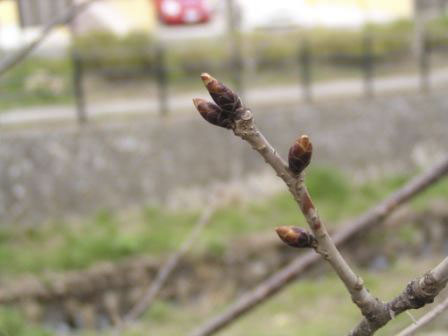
left=0, top=308, right=51, bottom=336
left=0, top=166, right=447, bottom=277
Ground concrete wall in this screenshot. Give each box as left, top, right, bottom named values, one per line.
left=1, top=90, right=447, bottom=224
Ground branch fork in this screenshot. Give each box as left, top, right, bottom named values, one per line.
left=349, top=258, right=448, bottom=335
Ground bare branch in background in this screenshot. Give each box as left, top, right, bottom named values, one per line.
left=191, top=73, right=448, bottom=336
left=0, top=0, right=100, bottom=78
left=396, top=295, right=448, bottom=336
left=115, top=193, right=226, bottom=334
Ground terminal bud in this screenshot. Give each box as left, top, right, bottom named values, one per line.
left=200, top=73, right=242, bottom=113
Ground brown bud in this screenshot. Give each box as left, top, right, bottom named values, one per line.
left=275, top=226, right=317, bottom=249
left=200, top=73, right=242, bottom=113
left=193, top=98, right=232, bottom=129
left=288, top=135, right=313, bottom=175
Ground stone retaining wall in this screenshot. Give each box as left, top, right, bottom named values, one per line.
left=1, top=90, right=447, bottom=224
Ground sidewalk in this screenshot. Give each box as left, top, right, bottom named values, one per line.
left=1, top=67, right=448, bottom=126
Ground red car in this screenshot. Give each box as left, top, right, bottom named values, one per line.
left=154, top=0, right=212, bottom=25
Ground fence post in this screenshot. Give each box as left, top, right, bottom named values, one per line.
left=72, top=51, right=87, bottom=124
left=155, top=44, right=168, bottom=117
left=419, top=32, right=430, bottom=93
left=226, top=0, right=244, bottom=100
left=299, top=38, right=312, bottom=103
left=362, top=31, right=374, bottom=98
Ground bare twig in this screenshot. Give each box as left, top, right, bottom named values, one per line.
left=190, top=72, right=448, bottom=336
left=0, top=0, right=100, bottom=77
left=396, top=294, right=448, bottom=336
left=195, top=72, right=379, bottom=318
left=349, top=257, right=448, bottom=336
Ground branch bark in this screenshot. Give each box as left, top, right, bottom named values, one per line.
left=349, top=257, right=448, bottom=336
left=396, top=294, right=448, bottom=336
left=0, top=0, right=100, bottom=77
left=196, top=73, right=378, bottom=319
left=190, top=73, right=448, bottom=336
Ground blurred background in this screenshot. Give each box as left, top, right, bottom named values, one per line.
left=0, top=0, right=448, bottom=335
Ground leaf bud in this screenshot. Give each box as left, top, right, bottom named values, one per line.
left=275, top=226, right=317, bottom=249
left=193, top=98, right=232, bottom=129
left=288, top=135, right=313, bottom=175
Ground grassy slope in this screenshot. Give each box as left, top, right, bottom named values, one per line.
left=1, top=167, right=447, bottom=276
left=0, top=166, right=447, bottom=335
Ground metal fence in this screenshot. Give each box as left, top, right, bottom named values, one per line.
left=69, top=30, right=448, bottom=121
left=0, top=25, right=448, bottom=124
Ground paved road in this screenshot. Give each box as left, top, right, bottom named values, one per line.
left=1, top=67, right=448, bottom=126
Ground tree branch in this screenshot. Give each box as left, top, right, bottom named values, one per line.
left=0, top=0, right=100, bottom=77
left=190, top=73, right=448, bottom=336
left=396, top=294, right=448, bottom=336
left=349, top=257, right=448, bottom=336
left=194, top=73, right=379, bottom=318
